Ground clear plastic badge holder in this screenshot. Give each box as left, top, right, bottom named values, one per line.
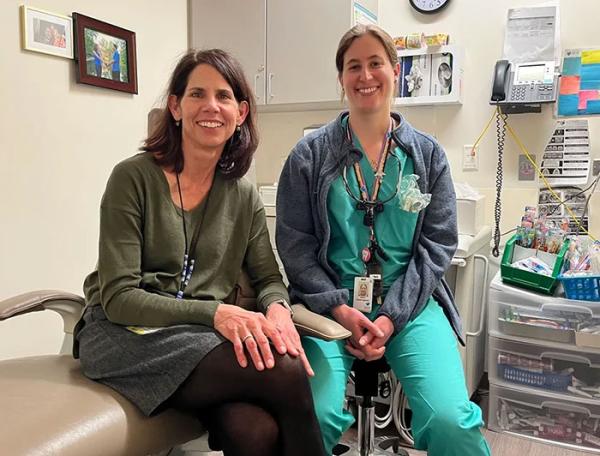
left=398, top=174, right=431, bottom=213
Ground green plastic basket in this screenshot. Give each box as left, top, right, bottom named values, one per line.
left=500, top=235, right=569, bottom=295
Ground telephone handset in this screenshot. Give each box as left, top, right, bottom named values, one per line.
left=490, top=59, right=557, bottom=105
left=491, top=60, right=510, bottom=102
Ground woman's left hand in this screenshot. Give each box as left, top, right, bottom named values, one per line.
left=266, top=303, right=315, bottom=377
left=357, top=315, right=395, bottom=350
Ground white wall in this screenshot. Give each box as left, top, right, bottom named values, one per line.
left=0, top=0, right=187, bottom=359
left=254, top=0, right=599, bottom=237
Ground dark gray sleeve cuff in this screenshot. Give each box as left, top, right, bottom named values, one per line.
left=290, top=288, right=349, bottom=315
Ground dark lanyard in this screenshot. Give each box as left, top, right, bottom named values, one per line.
left=175, top=174, right=212, bottom=299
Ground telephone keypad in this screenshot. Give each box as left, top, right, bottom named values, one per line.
left=510, top=83, right=554, bottom=102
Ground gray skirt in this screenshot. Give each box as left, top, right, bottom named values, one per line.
left=76, top=305, right=226, bottom=416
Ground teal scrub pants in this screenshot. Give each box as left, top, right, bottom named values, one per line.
left=303, top=299, right=491, bottom=456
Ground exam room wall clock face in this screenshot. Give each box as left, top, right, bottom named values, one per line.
left=409, top=0, right=451, bottom=14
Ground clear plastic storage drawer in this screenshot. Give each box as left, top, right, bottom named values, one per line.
left=489, top=336, right=600, bottom=399
left=489, top=273, right=600, bottom=349
left=489, top=383, right=600, bottom=453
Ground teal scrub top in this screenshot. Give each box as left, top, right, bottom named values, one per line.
left=327, top=118, right=419, bottom=292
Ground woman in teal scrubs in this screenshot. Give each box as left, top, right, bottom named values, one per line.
left=276, top=24, right=491, bottom=455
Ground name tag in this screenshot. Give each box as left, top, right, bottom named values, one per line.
left=353, top=276, right=373, bottom=313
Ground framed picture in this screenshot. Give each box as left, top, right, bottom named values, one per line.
left=20, top=5, right=74, bottom=59
left=72, top=13, right=138, bottom=94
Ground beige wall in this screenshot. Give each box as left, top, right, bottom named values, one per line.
left=255, top=0, right=599, bottom=237
left=0, top=0, right=187, bottom=359
left=2, top=0, right=599, bottom=360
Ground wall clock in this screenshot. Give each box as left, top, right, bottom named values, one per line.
left=409, top=0, right=451, bottom=14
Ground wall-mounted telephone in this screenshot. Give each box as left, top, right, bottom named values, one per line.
left=490, top=59, right=558, bottom=106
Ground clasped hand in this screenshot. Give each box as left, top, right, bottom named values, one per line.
left=331, top=305, right=394, bottom=361
left=214, top=303, right=313, bottom=376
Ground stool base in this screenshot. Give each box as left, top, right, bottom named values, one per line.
left=334, top=437, right=409, bottom=456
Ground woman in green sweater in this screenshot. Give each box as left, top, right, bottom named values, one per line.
left=74, top=49, right=325, bottom=456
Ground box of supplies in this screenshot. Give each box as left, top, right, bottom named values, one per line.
left=500, top=235, right=569, bottom=295
left=456, top=194, right=485, bottom=236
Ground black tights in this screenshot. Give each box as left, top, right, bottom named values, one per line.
left=169, top=343, right=326, bottom=456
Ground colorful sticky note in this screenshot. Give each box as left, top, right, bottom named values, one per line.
left=562, top=57, right=581, bottom=76
left=586, top=100, right=600, bottom=114
left=559, top=76, right=580, bottom=95
left=578, top=90, right=600, bottom=110
left=581, top=63, right=600, bottom=81
left=558, top=94, right=579, bottom=116
left=581, top=79, right=600, bottom=90
left=581, top=50, right=600, bottom=65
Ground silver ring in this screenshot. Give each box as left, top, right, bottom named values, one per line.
left=242, top=334, right=253, bottom=343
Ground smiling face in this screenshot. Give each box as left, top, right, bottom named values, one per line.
left=339, top=34, right=399, bottom=115
left=168, top=63, right=248, bottom=157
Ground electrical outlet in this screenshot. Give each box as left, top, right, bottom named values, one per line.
left=463, top=145, right=479, bottom=171
left=593, top=159, right=600, bottom=176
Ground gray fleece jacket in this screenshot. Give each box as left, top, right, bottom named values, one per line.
left=276, top=111, right=464, bottom=345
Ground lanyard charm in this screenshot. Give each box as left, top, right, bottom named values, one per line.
left=361, top=247, right=371, bottom=263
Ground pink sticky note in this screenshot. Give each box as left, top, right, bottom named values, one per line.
left=560, top=76, right=580, bottom=95
left=579, top=90, right=600, bottom=110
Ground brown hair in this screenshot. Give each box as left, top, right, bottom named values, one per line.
left=335, top=24, right=398, bottom=75
left=141, top=49, right=258, bottom=179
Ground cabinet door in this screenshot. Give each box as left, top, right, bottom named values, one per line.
left=266, top=0, right=350, bottom=104
left=189, top=0, right=267, bottom=104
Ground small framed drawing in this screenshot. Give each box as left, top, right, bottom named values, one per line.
left=72, top=13, right=138, bottom=94
left=20, top=5, right=74, bottom=59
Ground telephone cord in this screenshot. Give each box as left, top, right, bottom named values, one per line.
left=492, top=108, right=508, bottom=257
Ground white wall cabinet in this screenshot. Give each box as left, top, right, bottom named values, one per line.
left=189, top=0, right=377, bottom=108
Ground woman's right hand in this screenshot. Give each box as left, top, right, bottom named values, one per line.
left=214, top=303, right=287, bottom=371
left=331, top=304, right=385, bottom=361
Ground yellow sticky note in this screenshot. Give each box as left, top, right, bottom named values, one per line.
left=581, top=50, right=600, bottom=65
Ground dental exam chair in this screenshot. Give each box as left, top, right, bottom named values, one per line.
left=0, top=272, right=350, bottom=456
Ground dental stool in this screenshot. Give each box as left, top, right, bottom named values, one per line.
left=340, top=358, right=409, bottom=456
left=0, top=275, right=350, bottom=456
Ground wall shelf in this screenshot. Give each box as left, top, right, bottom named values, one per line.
left=393, top=44, right=464, bottom=107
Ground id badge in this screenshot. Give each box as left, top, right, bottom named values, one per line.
left=353, top=276, right=373, bottom=313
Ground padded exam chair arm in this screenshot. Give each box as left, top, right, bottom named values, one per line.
left=292, top=304, right=351, bottom=340
left=0, top=290, right=351, bottom=340
left=0, top=290, right=85, bottom=334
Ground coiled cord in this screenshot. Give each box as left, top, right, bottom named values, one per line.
left=492, top=109, right=508, bottom=257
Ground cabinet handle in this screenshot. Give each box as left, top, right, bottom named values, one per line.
left=541, top=302, right=593, bottom=315
left=540, top=401, right=591, bottom=415
left=254, top=74, right=261, bottom=100
left=268, top=73, right=275, bottom=99
left=539, top=351, right=592, bottom=365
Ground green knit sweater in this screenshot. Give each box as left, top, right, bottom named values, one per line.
left=83, top=153, right=288, bottom=327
